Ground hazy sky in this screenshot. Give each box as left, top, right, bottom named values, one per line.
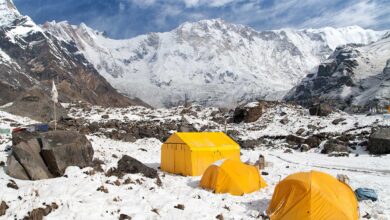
left=14, top=0, right=390, bottom=39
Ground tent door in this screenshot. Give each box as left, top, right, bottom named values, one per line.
left=174, top=144, right=186, bottom=175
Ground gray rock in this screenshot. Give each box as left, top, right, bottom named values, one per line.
left=122, top=133, right=137, bottom=143
left=332, top=118, right=346, bottom=125
left=300, top=144, right=310, bottom=152
left=0, top=201, right=8, bottom=216
left=321, top=139, right=348, bottom=154
left=237, top=138, right=264, bottom=149
left=304, top=135, right=321, bottom=148
left=233, top=102, right=264, bottom=123
left=12, top=130, right=40, bottom=146
left=117, top=155, right=157, bottom=179
left=309, top=103, right=333, bottom=116
left=5, top=155, right=29, bottom=180
left=296, top=128, right=305, bottom=135
left=368, top=128, right=390, bottom=154
left=4, top=88, right=67, bottom=123
left=12, top=139, right=53, bottom=180
left=179, top=116, right=196, bottom=132
left=307, top=124, right=319, bottom=130
left=6, top=130, right=94, bottom=180
left=279, top=117, right=289, bottom=125
left=40, top=131, right=94, bottom=176
left=286, top=135, right=305, bottom=145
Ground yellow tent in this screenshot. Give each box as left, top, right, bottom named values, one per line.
left=267, top=171, right=358, bottom=220
left=161, top=132, right=240, bottom=176
left=199, top=159, right=267, bottom=196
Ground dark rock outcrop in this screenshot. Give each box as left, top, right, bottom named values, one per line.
left=233, top=102, right=264, bottom=123
left=285, top=43, right=390, bottom=112
left=304, top=135, right=321, bottom=148
left=10, top=139, right=53, bottom=180
left=40, top=131, right=94, bottom=176
left=6, top=155, right=30, bottom=180
left=309, top=103, right=333, bottom=116
left=116, top=155, right=158, bottom=179
left=332, top=118, right=346, bottom=125
left=286, top=135, right=305, bottom=145
left=4, top=88, right=67, bottom=122
left=368, top=128, right=390, bottom=154
left=0, top=201, right=9, bottom=216
left=321, top=139, right=348, bottom=154
left=6, top=130, right=94, bottom=180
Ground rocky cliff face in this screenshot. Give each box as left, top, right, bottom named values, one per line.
left=0, top=0, right=146, bottom=107
left=44, top=19, right=387, bottom=107
left=285, top=35, right=390, bottom=112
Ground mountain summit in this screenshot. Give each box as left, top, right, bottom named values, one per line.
left=285, top=35, right=390, bottom=111
left=0, top=0, right=145, bottom=107
left=44, top=19, right=387, bottom=107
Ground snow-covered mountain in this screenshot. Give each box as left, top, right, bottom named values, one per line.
left=0, top=0, right=144, bottom=107
left=44, top=19, right=387, bottom=107
left=285, top=35, right=390, bottom=112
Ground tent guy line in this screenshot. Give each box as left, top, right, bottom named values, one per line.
left=269, top=153, right=390, bottom=176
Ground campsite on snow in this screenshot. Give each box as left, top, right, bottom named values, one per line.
left=1, top=0, right=390, bottom=219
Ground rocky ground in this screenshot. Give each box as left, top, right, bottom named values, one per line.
left=0, top=101, right=389, bottom=219
left=60, top=101, right=388, bottom=155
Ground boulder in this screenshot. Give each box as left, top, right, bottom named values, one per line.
left=0, top=201, right=8, bottom=216
left=368, top=128, right=390, bottom=154
left=321, top=140, right=348, bottom=154
left=332, top=118, right=346, bottom=125
left=117, top=155, right=157, bottom=179
left=178, top=116, right=196, bottom=132
left=279, top=117, right=289, bottom=125
left=4, top=88, right=67, bottom=122
left=309, top=103, right=333, bottom=116
left=11, top=139, right=53, bottom=180
left=300, top=144, right=310, bottom=152
left=233, top=102, right=264, bottom=123
left=122, top=133, right=137, bottom=143
left=304, top=135, right=321, bottom=148
left=6, top=130, right=93, bottom=180
left=5, top=155, right=29, bottom=180
left=40, top=131, right=94, bottom=176
left=237, top=138, right=264, bottom=149
left=12, top=130, right=40, bottom=146
left=286, top=135, right=305, bottom=145
left=295, top=128, right=305, bottom=135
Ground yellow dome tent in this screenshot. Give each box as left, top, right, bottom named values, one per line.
left=161, top=132, right=240, bottom=176
left=199, top=159, right=267, bottom=196
left=267, top=171, right=358, bottom=220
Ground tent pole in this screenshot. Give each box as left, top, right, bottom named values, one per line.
left=54, top=101, right=57, bottom=131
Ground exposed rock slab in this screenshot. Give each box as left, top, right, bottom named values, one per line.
left=40, top=131, right=94, bottom=176
left=369, top=128, right=390, bottom=154
left=6, top=130, right=94, bottom=180
left=233, top=102, right=264, bottom=123
left=4, top=88, right=67, bottom=122
left=12, top=139, right=53, bottom=180
left=117, top=155, right=157, bottom=179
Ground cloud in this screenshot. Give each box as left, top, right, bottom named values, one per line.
left=301, top=0, right=390, bottom=29
left=182, top=0, right=237, bottom=8
left=13, top=0, right=390, bottom=39
left=128, top=0, right=156, bottom=8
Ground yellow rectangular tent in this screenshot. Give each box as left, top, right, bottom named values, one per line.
left=161, top=132, right=240, bottom=176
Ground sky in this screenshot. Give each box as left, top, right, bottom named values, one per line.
left=13, top=0, right=390, bottom=39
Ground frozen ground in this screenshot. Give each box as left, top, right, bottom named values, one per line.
left=0, top=107, right=390, bottom=219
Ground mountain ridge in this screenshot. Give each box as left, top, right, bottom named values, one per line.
left=284, top=36, right=390, bottom=111
left=0, top=0, right=147, bottom=107
left=44, top=19, right=388, bottom=107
